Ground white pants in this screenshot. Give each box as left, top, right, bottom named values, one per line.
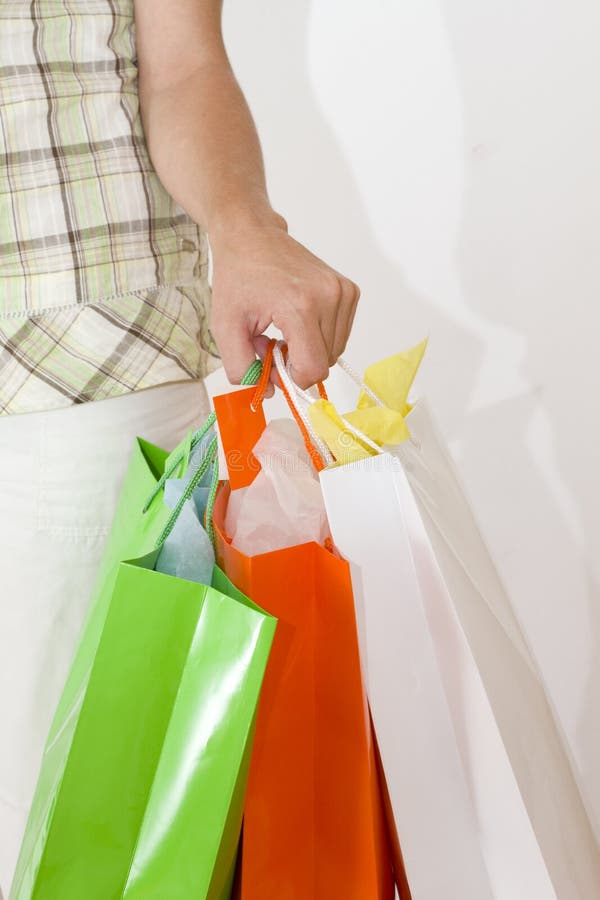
left=0, top=379, right=211, bottom=897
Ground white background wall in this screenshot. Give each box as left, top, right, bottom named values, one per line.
left=206, top=0, right=600, bottom=835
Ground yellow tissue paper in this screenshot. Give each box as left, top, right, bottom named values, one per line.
left=308, top=400, right=374, bottom=466
left=358, top=338, right=428, bottom=414
left=344, top=406, right=410, bottom=447
left=307, top=338, right=428, bottom=464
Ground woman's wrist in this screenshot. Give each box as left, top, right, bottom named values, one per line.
left=207, top=201, right=288, bottom=247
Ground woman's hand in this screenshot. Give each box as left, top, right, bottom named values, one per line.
left=209, top=209, right=361, bottom=389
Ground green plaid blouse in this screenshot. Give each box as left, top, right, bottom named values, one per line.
left=0, top=0, right=220, bottom=415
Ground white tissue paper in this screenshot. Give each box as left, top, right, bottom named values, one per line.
left=224, top=418, right=331, bottom=555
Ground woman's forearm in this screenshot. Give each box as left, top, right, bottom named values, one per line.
left=138, top=60, right=286, bottom=240
left=134, top=0, right=360, bottom=389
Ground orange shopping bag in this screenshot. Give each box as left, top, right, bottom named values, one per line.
left=211, top=366, right=400, bottom=899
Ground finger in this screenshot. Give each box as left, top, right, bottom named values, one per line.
left=316, top=274, right=342, bottom=365
left=347, top=281, right=360, bottom=334
left=281, top=314, right=330, bottom=390
left=213, top=318, right=257, bottom=384
left=252, top=333, right=271, bottom=361
left=318, top=304, right=338, bottom=367
left=331, top=279, right=361, bottom=361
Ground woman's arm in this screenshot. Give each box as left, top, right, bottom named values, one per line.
left=134, top=0, right=359, bottom=389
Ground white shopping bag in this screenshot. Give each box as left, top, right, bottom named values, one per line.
left=319, top=398, right=600, bottom=900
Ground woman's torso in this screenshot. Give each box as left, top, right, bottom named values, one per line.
left=0, top=0, right=207, bottom=314
left=0, top=0, right=219, bottom=414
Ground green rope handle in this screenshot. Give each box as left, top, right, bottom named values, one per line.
left=142, top=411, right=215, bottom=514
left=155, top=435, right=218, bottom=548
left=204, top=446, right=221, bottom=546
left=147, top=357, right=265, bottom=549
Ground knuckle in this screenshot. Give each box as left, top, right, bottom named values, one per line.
left=341, top=277, right=360, bottom=305
left=321, top=271, right=342, bottom=301
left=292, top=291, right=315, bottom=315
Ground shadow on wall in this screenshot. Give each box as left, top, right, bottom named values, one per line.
left=440, top=0, right=600, bottom=839
left=221, top=0, right=485, bottom=439
left=221, top=0, right=600, bottom=836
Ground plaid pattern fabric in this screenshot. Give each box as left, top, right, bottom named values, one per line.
left=0, top=281, right=221, bottom=414
left=0, top=0, right=220, bottom=414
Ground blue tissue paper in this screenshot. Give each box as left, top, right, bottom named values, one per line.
left=154, top=431, right=216, bottom=585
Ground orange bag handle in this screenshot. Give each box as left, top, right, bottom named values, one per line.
left=250, top=338, right=276, bottom=411
left=250, top=338, right=328, bottom=473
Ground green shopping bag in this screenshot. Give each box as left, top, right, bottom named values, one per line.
left=10, top=430, right=277, bottom=900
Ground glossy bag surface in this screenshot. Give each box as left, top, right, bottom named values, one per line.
left=10, top=436, right=276, bottom=900
left=213, top=385, right=395, bottom=900
left=319, top=398, right=600, bottom=900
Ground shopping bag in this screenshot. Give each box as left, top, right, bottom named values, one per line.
left=295, top=345, right=600, bottom=899
left=10, top=428, right=276, bottom=900
left=212, top=381, right=396, bottom=900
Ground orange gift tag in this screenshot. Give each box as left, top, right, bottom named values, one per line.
left=213, top=387, right=266, bottom=490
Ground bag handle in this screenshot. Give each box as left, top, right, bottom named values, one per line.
left=155, top=435, right=219, bottom=548
left=151, top=338, right=333, bottom=549
left=155, top=342, right=390, bottom=550
left=337, top=356, right=386, bottom=408
left=272, top=341, right=386, bottom=459
left=271, top=342, right=334, bottom=471
left=144, top=356, right=266, bottom=553
left=206, top=339, right=332, bottom=545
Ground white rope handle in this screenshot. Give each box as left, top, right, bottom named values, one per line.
left=336, top=356, right=386, bottom=407
left=334, top=357, right=391, bottom=453
left=279, top=352, right=381, bottom=410
left=273, top=341, right=384, bottom=460
left=338, top=413, right=384, bottom=454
